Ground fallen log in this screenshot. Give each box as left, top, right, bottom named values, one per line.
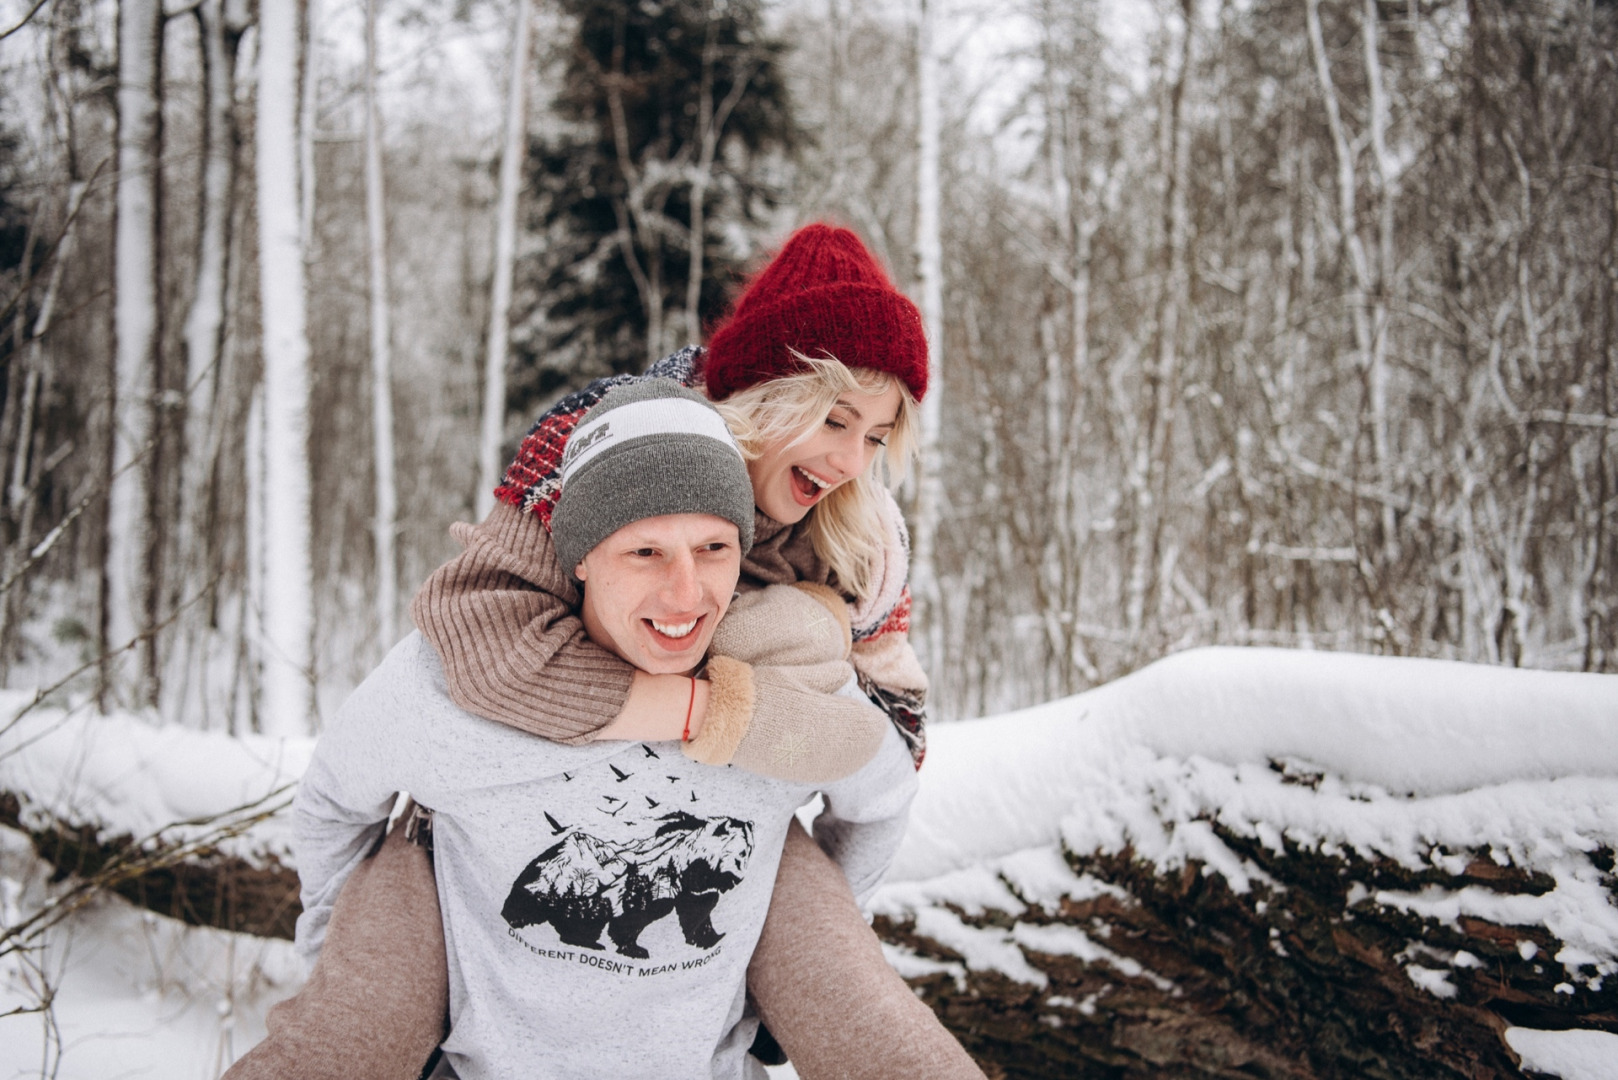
left=0, top=699, right=310, bottom=946
left=878, top=828, right=1617, bottom=1078
left=874, top=648, right=1618, bottom=1079
left=0, top=789, right=302, bottom=941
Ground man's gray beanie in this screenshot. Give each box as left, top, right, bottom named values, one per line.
left=551, top=379, right=755, bottom=572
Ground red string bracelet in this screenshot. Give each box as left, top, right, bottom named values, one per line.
left=682, top=676, right=697, bottom=742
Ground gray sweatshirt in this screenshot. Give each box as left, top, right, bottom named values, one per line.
left=293, top=632, right=918, bottom=1080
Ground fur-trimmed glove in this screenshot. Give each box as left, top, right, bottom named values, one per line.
left=682, top=584, right=888, bottom=783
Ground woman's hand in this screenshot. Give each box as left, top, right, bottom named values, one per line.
left=708, top=583, right=852, bottom=667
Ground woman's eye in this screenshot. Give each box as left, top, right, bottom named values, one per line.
left=825, top=417, right=847, bottom=431
left=867, top=434, right=889, bottom=447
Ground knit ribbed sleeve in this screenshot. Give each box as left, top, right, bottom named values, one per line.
left=409, top=502, right=636, bottom=744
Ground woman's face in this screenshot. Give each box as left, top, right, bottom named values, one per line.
left=748, top=380, right=903, bottom=524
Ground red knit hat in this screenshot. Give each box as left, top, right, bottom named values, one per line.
left=700, top=223, right=929, bottom=402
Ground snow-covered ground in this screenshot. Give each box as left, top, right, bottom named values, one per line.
left=2, top=647, right=1615, bottom=1078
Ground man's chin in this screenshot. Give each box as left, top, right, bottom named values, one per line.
left=630, top=638, right=714, bottom=676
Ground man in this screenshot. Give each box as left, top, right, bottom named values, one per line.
left=286, top=381, right=918, bottom=1079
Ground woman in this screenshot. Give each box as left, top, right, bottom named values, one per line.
left=229, top=224, right=983, bottom=1080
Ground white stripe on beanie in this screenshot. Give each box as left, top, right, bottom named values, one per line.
left=560, top=397, right=743, bottom=483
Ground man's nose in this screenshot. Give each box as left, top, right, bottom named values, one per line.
left=660, top=549, right=702, bottom=607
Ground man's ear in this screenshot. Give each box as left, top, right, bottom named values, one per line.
left=574, top=559, right=589, bottom=582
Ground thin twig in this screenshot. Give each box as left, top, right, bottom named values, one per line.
left=0, top=157, right=108, bottom=333
left=0, top=575, right=221, bottom=747
left=0, top=0, right=51, bottom=43
left=0, top=434, right=156, bottom=602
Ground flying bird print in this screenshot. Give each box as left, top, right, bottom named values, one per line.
left=544, top=812, right=568, bottom=835
left=610, top=764, right=633, bottom=783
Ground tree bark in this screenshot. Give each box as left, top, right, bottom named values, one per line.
left=105, top=0, right=165, bottom=709
left=909, top=0, right=946, bottom=676
left=1123, top=0, right=1192, bottom=649
left=256, top=0, right=315, bottom=736
left=168, top=0, right=245, bottom=728
left=364, top=0, right=397, bottom=649
left=476, top=0, right=533, bottom=520
left=882, top=834, right=1618, bottom=1078
left=299, top=0, right=319, bottom=252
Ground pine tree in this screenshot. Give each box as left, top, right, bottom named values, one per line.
left=509, top=0, right=799, bottom=414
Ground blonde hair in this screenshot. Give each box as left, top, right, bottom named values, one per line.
left=708, top=353, right=920, bottom=602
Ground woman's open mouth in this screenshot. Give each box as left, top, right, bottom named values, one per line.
left=791, top=465, right=832, bottom=506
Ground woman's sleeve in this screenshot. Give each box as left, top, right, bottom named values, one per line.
left=408, top=501, right=636, bottom=744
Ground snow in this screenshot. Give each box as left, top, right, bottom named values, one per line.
left=1404, top=963, right=1458, bottom=999
left=910, top=906, right=1049, bottom=988
left=896, top=647, right=1618, bottom=885
left=0, top=693, right=312, bottom=863
left=0, top=825, right=301, bottom=1080
left=877, top=645, right=1618, bottom=992
left=1505, top=1027, right=1618, bottom=1080
left=1010, top=922, right=1174, bottom=992
left=2, top=645, right=1616, bottom=1074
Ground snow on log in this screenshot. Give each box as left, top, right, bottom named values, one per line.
left=874, top=647, right=1618, bottom=1078
left=0, top=693, right=310, bottom=939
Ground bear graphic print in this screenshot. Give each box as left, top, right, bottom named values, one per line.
left=501, top=766, right=756, bottom=960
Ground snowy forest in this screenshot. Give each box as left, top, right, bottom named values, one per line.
left=0, top=0, right=1616, bottom=1075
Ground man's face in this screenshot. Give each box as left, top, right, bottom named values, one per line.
left=576, top=513, right=742, bottom=675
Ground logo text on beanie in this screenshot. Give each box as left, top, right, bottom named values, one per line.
left=562, top=422, right=614, bottom=467
left=560, top=399, right=743, bottom=483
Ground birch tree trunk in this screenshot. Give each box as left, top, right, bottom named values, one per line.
left=1037, top=1, right=1098, bottom=693
left=300, top=0, right=319, bottom=252
left=105, top=0, right=165, bottom=709
left=476, top=0, right=533, bottom=520
left=255, top=0, right=315, bottom=736
left=909, top=0, right=946, bottom=674
left=241, top=384, right=265, bottom=733
left=1123, top=0, right=1192, bottom=647
left=1361, top=0, right=1397, bottom=565
left=169, top=0, right=244, bottom=727
left=1306, top=0, right=1404, bottom=645
left=364, top=0, right=397, bottom=649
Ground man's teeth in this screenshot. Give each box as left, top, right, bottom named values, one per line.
left=794, top=466, right=830, bottom=490
left=650, top=618, right=699, bottom=638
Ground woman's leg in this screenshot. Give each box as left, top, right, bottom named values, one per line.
left=225, top=822, right=448, bottom=1080
left=748, top=820, right=987, bottom=1080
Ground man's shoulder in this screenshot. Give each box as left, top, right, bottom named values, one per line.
left=335, top=632, right=461, bottom=728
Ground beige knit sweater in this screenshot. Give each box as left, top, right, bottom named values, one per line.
left=410, top=502, right=920, bottom=781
